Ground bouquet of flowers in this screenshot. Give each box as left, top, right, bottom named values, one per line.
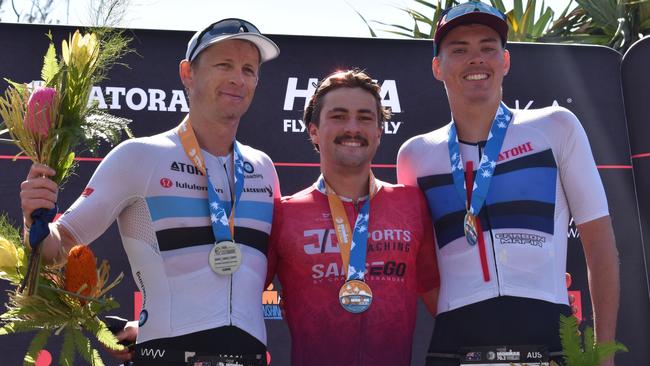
left=0, top=214, right=124, bottom=365
left=0, top=28, right=133, bottom=295
left=0, top=28, right=132, bottom=365
left=0, top=28, right=133, bottom=183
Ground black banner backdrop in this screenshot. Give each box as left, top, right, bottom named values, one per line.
left=0, top=23, right=649, bottom=365
left=622, top=36, right=650, bottom=317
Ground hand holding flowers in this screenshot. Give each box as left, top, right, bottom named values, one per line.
left=0, top=28, right=132, bottom=296
left=0, top=27, right=131, bottom=365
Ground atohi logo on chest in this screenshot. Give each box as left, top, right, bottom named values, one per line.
left=498, top=142, right=534, bottom=162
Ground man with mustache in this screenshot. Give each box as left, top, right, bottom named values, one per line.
left=266, top=69, right=439, bottom=365
left=20, top=18, right=280, bottom=366
left=397, top=2, right=620, bottom=365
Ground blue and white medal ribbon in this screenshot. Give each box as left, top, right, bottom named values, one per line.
left=178, top=119, right=245, bottom=275
left=448, top=102, right=512, bottom=246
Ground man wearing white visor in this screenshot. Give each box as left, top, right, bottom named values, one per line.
left=19, top=18, right=281, bottom=366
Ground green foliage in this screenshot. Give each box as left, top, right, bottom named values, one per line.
left=41, top=34, right=60, bottom=85
left=543, top=0, right=650, bottom=53
left=74, top=328, right=105, bottom=366
left=559, top=314, right=628, bottom=366
left=0, top=215, right=124, bottom=365
left=83, top=315, right=123, bottom=351
left=0, top=214, right=22, bottom=246
left=60, top=327, right=76, bottom=366
left=356, top=0, right=649, bottom=53
left=491, top=0, right=556, bottom=41
left=83, top=111, right=133, bottom=154
left=357, top=0, right=554, bottom=42
left=24, top=329, right=51, bottom=366
left=0, top=28, right=133, bottom=186
left=375, top=0, right=455, bottom=39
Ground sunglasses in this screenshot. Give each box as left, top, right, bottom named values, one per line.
left=440, top=1, right=506, bottom=24
left=187, top=18, right=261, bottom=61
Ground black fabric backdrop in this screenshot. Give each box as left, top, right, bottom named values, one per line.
left=0, top=23, right=648, bottom=365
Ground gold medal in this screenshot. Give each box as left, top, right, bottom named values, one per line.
left=339, top=279, right=373, bottom=313
left=208, top=240, right=242, bottom=275
left=464, top=211, right=479, bottom=246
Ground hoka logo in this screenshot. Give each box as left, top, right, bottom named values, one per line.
left=140, top=348, right=166, bottom=359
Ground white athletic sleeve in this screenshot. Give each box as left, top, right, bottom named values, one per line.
left=397, top=137, right=420, bottom=187
left=554, top=108, right=610, bottom=225
left=58, top=138, right=156, bottom=245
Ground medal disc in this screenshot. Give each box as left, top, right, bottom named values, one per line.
left=464, top=212, right=479, bottom=246
left=339, top=279, right=373, bottom=313
left=209, top=241, right=242, bottom=275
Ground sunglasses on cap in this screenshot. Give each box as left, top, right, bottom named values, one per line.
left=187, top=18, right=262, bottom=61
left=440, top=0, right=506, bottom=23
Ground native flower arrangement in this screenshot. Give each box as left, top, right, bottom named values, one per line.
left=0, top=28, right=131, bottom=365
left=0, top=29, right=133, bottom=184
left=0, top=215, right=124, bottom=365
left=0, top=28, right=132, bottom=292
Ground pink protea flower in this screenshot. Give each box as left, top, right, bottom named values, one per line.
left=24, top=87, right=57, bottom=138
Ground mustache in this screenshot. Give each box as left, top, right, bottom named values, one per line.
left=334, top=134, right=368, bottom=146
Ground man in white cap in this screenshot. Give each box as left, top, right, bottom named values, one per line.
left=397, top=1, right=619, bottom=365
left=20, top=18, right=280, bottom=366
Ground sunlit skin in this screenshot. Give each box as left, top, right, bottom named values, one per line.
left=309, top=87, right=383, bottom=200
left=179, top=39, right=260, bottom=156
left=433, top=23, right=510, bottom=142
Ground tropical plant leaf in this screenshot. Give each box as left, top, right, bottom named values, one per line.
left=41, top=42, right=60, bottom=85
left=514, top=0, right=525, bottom=24
left=58, top=151, right=76, bottom=183
left=523, top=0, right=536, bottom=34
left=349, top=5, right=377, bottom=37
left=82, top=110, right=133, bottom=154
left=534, top=7, right=555, bottom=36
left=557, top=0, right=576, bottom=18
left=85, top=317, right=123, bottom=350
left=4, top=79, right=29, bottom=94
left=0, top=318, right=52, bottom=334
left=488, top=0, right=502, bottom=10
left=74, top=329, right=105, bottom=366
left=596, top=340, right=629, bottom=363
left=23, top=328, right=51, bottom=366
left=559, top=315, right=582, bottom=366
left=414, top=0, right=437, bottom=10
left=559, top=314, right=627, bottom=366
left=60, top=327, right=76, bottom=366
left=584, top=326, right=598, bottom=365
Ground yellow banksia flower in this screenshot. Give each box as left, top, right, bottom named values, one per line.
left=64, top=245, right=98, bottom=299
left=62, top=30, right=99, bottom=69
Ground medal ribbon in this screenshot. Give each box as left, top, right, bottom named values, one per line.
left=317, top=173, right=379, bottom=281
left=178, top=119, right=245, bottom=242
left=465, top=161, right=490, bottom=282
left=448, top=102, right=512, bottom=217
